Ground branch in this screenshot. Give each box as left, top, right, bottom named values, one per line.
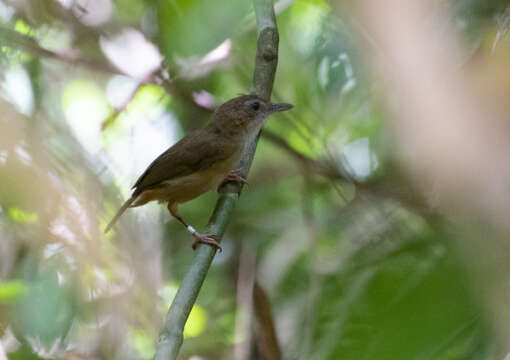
left=261, top=130, right=351, bottom=181
left=0, top=26, right=120, bottom=74
left=153, top=1, right=280, bottom=359
left=0, top=26, right=206, bottom=120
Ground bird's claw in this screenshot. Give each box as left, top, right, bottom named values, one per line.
left=191, top=233, right=222, bottom=252
left=218, top=170, right=248, bottom=191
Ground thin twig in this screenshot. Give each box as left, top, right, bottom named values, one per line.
left=0, top=26, right=204, bottom=118
left=0, top=26, right=120, bottom=74
left=153, top=0, right=280, bottom=359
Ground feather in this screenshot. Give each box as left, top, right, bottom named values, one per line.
left=104, top=196, right=136, bottom=234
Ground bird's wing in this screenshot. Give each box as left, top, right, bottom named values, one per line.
left=132, top=129, right=232, bottom=193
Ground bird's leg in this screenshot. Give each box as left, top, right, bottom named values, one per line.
left=167, top=203, right=222, bottom=251
left=217, top=169, right=248, bottom=191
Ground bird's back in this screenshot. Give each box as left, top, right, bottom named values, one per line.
left=131, top=125, right=242, bottom=204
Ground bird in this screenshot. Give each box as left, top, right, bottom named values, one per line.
left=104, top=94, right=293, bottom=250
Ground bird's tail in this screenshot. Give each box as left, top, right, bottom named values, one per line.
left=104, top=196, right=136, bottom=234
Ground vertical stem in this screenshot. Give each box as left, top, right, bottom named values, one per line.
left=153, top=1, right=280, bottom=359
left=234, top=244, right=256, bottom=360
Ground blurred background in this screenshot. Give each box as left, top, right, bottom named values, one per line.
left=2, top=0, right=510, bottom=359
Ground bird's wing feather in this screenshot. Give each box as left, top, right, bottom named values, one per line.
left=132, top=129, right=233, bottom=193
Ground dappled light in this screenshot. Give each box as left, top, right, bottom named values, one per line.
left=1, top=0, right=510, bottom=359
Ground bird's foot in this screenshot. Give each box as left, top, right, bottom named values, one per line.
left=218, top=170, right=248, bottom=191
left=192, top=232, right=222, bottom=252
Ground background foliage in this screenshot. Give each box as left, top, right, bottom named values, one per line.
left=1, top=0, right=509, bottom=359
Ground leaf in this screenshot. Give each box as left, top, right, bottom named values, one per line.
left=0, top=280, right=28, bottom=304
left=8, top=207, right=38, bottom=224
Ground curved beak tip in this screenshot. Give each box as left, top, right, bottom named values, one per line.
left=270, top=102, right=294, bottom=113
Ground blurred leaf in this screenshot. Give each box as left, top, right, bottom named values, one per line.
left=184, top=305, right=207, bottom=339
left=129, top=328, right=155, bottom=359
left=8, top=344, right=45, bottom=360
left=61, top=80, right=109, bottom=116
left=158, top=282, right=179, bottom=311
left=275, top=253, right=309, bottom=303
left=0, top=280, right=28, bottom=304
left=8, top=207, right=38, bottom=224
left=307, top=225, right=493, bottom=360
left=157, top=0, right=251, bottom=58
left=289, top=0, right=330, bottom=55
left=14, top=20, right=33, bottom=36
left=217, top=311, right=237, bottom=344
left=11, top=268, right=77, bottom=347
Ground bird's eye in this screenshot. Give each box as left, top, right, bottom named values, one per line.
left=245, top=100, right=261, bottom=112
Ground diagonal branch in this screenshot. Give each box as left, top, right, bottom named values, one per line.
left=153, top=0, right=280, bottom=359
left=0, top=26, right=120, bottom=74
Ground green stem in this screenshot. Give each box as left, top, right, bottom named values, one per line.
left=153, top=0, right=280, bottom=359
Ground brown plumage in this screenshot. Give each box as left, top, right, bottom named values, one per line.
left=104, top=94, right=293, bottom=249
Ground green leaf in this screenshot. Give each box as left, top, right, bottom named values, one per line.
left=184, top=305, right=208, bottom=338
left=0, top=280, right=28, bottom=304
left=8, top=207, right=38, bottom=224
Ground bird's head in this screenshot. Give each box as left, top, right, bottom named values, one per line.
left=211, top=94, right=293, bottom=136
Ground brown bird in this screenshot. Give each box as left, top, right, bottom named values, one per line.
left=104, top=94, right=293, bottom=250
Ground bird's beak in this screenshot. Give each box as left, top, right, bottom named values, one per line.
left=269, top=102, right=293, bottom=113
